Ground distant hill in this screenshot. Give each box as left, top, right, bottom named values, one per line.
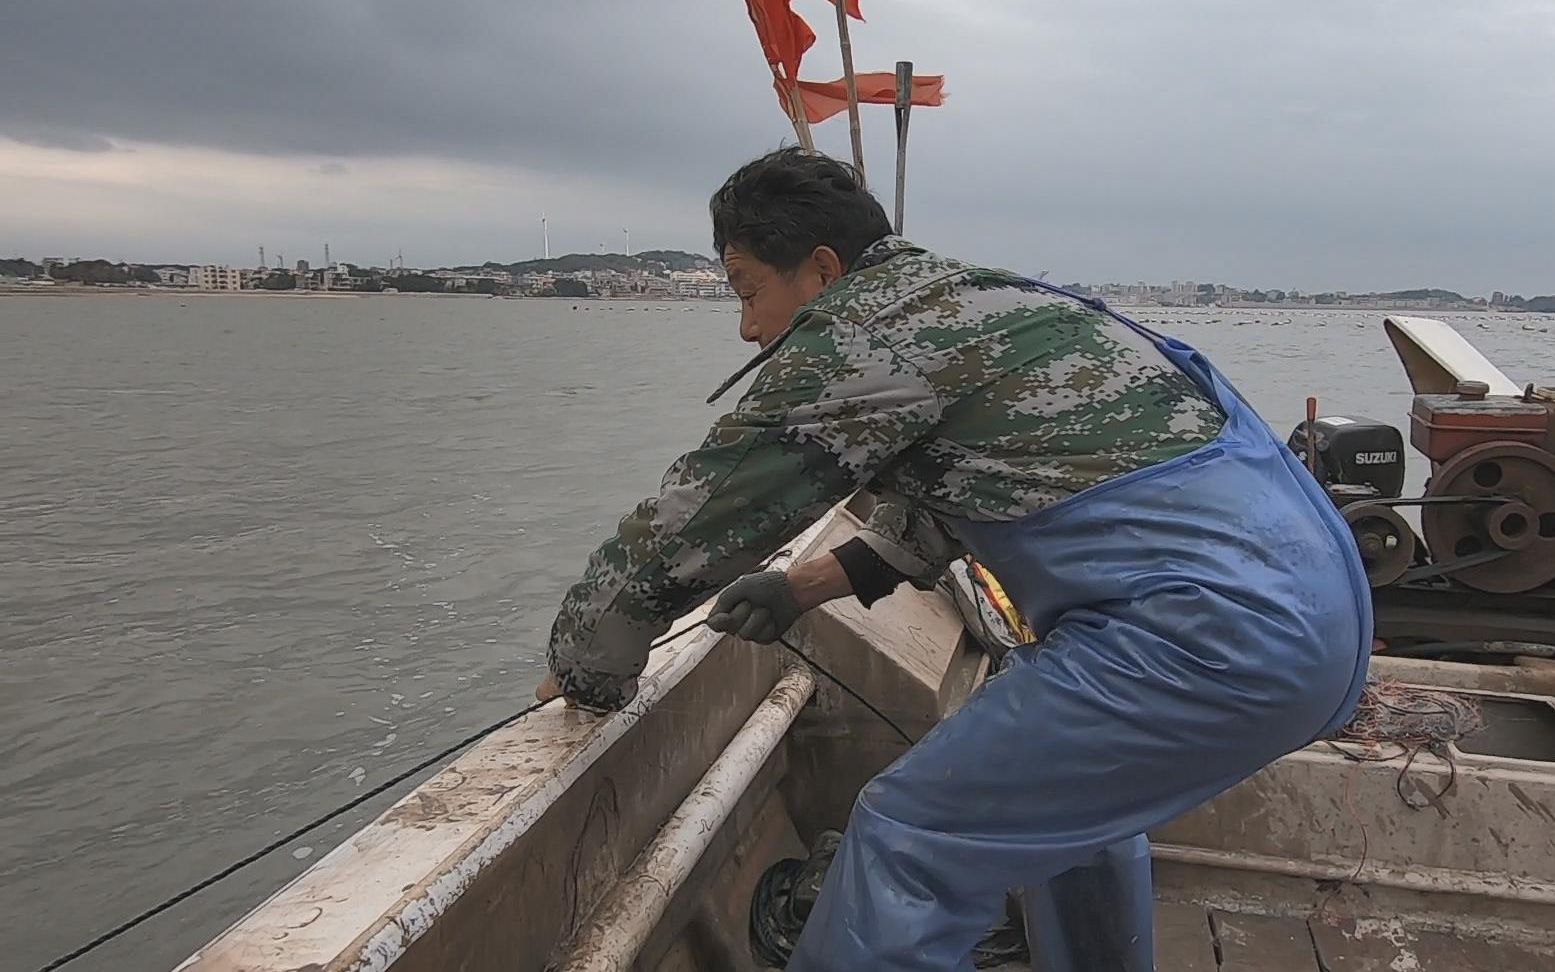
left=633, top=249, right=715, bottom=269
left=1495, top=294, right=1555, bottom=313
left=1374, top=288, right=1470, bottom=302
left=49, top=259, right=159, bottom=285
left=2, top=257, right=161, bottom=284
left=446, top=249, right=712, bottom=275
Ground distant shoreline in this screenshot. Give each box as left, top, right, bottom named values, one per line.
left=0, top=287, right=734, bottom=303
left=5, top=286, right=1553, bottom=316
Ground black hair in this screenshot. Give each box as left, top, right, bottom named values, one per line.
left=710, top=147, right=892, bottom=273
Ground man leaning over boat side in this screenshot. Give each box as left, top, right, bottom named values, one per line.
left=537, top=147, right=1373, bottom=972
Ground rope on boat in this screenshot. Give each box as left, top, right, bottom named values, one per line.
left=1324, top=677, right=1484, bottom=810
left=1335, top=678, right=1485, bottom=750
left=37, top=619, right=912, bottom=971
left=777, top=634, right=914, bottom=745
left=34, top=694, right=559, bottom=972
left=1313, top=678, right=1485, bottom=913
left=33, top=619, right=704, bottom=972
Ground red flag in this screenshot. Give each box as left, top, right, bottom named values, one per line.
left=828, top=0, right=865, bottom=19
left=745, top=0, right=816, bottom=82
left=783, top=71, right=947, bottom=124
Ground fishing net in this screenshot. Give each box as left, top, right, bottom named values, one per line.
left=1304, top=678, right=1488, bottom=918
left=1325, top=676, right=1484, bottom=811
left=1330, top=677, right=1484, bottom=749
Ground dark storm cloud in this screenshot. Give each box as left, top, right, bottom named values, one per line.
left=0, top=0, right=777, bottom=197
left=4, top=0, right=1553, bottom=293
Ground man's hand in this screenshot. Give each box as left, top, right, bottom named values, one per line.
left=536, top=656, right=639, bottom=713
left=534, top=673, right=570, bottom=705
left=708, top=570, right=805, bottom=644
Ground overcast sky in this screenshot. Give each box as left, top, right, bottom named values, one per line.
left=2, top=1, right=1552, bottom=294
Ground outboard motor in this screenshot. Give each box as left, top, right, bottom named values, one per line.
left=1289, top=416, right=1414, bottom=587
left=1287, top=415, right=1406, bottom=500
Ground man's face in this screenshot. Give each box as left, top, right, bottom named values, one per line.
left=722, top=245, right=843, bottom=348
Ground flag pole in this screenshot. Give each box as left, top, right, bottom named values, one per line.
left=784, top=81, right=817, bottom=152
left=893, top=60, right=913, bottom=233
left=835, top=1, right=866, bottom=185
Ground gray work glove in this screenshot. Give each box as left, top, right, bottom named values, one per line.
left=708, top=570, right=803, bottom=644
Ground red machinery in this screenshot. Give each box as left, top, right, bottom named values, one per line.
left=1409, top=380, right=1555, bottom=593
left=1288, top=317, right=1555, bottom=650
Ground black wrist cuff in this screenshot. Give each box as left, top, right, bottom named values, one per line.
left=833, top=537, right=910, bottom=608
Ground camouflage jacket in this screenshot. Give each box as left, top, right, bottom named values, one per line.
left=546, top=236, right=1225, bottom=710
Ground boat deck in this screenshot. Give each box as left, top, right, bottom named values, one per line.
left=990, top=902, right=1552, bottom=971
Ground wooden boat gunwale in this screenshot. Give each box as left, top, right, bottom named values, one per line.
left=177, top=520, right=837, bottom=972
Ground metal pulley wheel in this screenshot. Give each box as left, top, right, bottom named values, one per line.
left=1341, top=501, right=1415, bottom=587
left=1421, top=442, right=1555, bottom=593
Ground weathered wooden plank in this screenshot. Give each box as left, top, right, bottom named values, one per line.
left=1311, top=920, right=1554, bottom=972
left=1310, top=921, right=1421, bottom=972
left=968, top=917, right=1555, bottom=972
left=1154, top=901, right=1217, bottom=971
left=1212, top=911, right=1319, bottom=971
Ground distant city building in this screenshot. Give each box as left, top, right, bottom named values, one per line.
left=429, top=269, right=512, bottom=292
left=323, top=264, right=374, bottom=291
left=518, top=272, right=556, bottom=296
left=189, top=265, right=242, bottom=291
left=154, top=267, right=190, bottom=287
left=668, top=269, right=734, bottom=299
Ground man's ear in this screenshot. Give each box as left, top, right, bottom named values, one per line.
left=811, top=246, right=844, bottom=288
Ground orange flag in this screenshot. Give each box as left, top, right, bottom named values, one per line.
left=745, top=0, right=816, bottom=82
left=828, top=0, right=865, bottom=19
left=783, top=71, right=947, bottom=124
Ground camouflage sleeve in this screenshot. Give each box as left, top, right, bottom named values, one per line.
left=854, top=489, right=967, bottom=590
left=546, top=311, right=943, bottom=711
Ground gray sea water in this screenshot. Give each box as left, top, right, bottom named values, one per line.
left=2, top=294, right=1551, bottom=972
